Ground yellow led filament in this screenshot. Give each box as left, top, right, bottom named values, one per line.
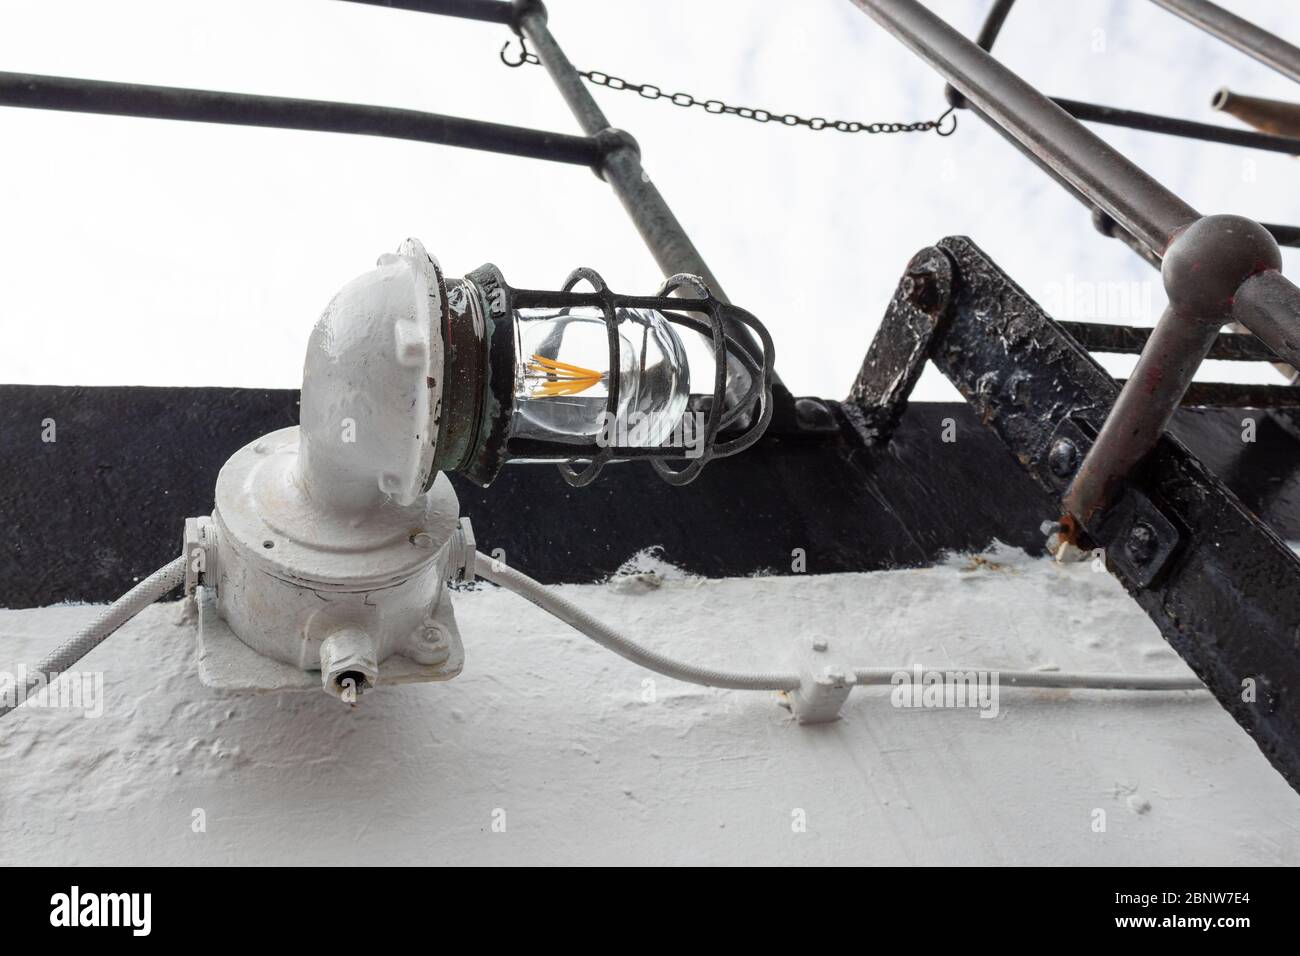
left=526, top=353, right=605, bottom=398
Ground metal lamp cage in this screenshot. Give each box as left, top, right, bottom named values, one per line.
left=495, top=269, right=775, bottom=487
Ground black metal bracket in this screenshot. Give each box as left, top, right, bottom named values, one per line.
left=846, top=245, right=954, bottom=444
left=850, top=236, right=1300, bottom=795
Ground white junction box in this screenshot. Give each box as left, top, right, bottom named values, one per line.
left=186, top=239, right=471, bottom=699
left=194, top=429, right=466, bottom=697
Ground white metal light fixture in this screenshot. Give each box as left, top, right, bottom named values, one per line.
left=186, top=239, right=774, bottom=700
left=434, top=251, right=774, bottom=487
left=1, top=241, right=1204, bottom=724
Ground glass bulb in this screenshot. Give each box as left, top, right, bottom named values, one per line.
left=511, top=306, right=690, bottom=449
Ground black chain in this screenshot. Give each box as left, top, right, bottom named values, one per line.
left=500, top=38, right=956, bottom=137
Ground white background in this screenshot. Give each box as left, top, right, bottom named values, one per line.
left=1, top=0, right=1297, bottom=399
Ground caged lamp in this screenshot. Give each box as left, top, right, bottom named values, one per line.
left=186, top=239, right=775, bottom=700
left=433, top=248, right=775, bottom=487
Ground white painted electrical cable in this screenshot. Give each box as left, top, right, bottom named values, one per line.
left=853, top=668, right=1204, bottom=691
left=475, top=554, right=1206, bottom=695
left=474, top=552, right=802, bottom=691
left=0, top=555, right=186, bottom=719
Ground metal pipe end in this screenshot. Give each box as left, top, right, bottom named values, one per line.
left=1207, top=88, right=1300, bottom=139
left=510, top=0, right=546, bottom=35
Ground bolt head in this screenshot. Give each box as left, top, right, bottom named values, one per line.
left=1047, top=438, right=1079, bottom=479
left=902, top=271, right=936, bottom=311
left=793, top=397, right=835, bottom=431
left=1125, top=521, right=1159, bottom=566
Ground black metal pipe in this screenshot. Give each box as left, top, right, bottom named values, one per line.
left=512, top=2, right=787, bottom=400
left=0, top=71, right=600, bottom=166
left=1060, top=321, right=1281, bottom=362
left=1055, top=96, right=1300, bottom=155
left=1169, top=381, right=1300, bottom=408
left=1264, top=224, right=1300, bottom=248
left=944, top=0, right=1016, bottom=108
left=337, top=0, right=513, bottom=24
left=849, top=0, right=1199, bottom=257
left=515, top=8, right=730, bottom=298
left=516, top=7, right=610, bottom=138
left=1149, top=0, right=1300, bottom=86
left=973, top=0, right=1017, bottom=51
left=1096, top=211, right=1298, bottom=253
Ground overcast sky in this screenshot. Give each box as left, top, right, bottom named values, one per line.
left=1, top=0, right=1297, bottom=400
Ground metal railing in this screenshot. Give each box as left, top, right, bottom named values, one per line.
left=0, top=0, right=785, bottom=399
left=5, top=0, right=1299, bottom=516
left=850, top=0, right=1300, bottom=525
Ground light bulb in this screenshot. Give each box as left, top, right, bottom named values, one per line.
left=429, top=257, right=772, bottom=487
left=510, top=306, right=690, bottom=449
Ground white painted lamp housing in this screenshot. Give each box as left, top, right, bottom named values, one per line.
left=187, top=239, right=775, bottom=699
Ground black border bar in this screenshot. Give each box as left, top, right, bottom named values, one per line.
left=0, top=71, right=600, bottom=167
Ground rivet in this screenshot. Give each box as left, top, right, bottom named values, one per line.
left=1126, top=521, right=1159, bottom=566
left=1047, top=438, right=1079, bottom=479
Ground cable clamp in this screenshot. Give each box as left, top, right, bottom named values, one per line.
left=450, top=518, right=477, bottom=583
left=182, top=516, right=215, bottom=597
left=785, top=639, right=857, bottom=724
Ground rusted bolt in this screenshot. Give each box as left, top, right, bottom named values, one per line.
left=1126, top=521, right=1159, bottom=566
left=901, top=273, right=919, bottom=301
left=902, top=270, right=938, bottom=312
left=1047, top=438, right=1079, bottom=479
left=793, top=397, right=836, bottom=431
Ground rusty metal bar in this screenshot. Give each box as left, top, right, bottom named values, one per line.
left=1063, top=304, right=1224, bottom=523
left=1062, top=216, right=1285, bottom=524
left=848, top=0, right=1200, bottom=257
left=1213, top=88, right=1300, bottom=140
left=850, top=0, right=1300, bottom=530
left=1149, top=0, right=1300, bottom=86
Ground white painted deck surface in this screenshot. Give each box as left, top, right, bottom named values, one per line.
left=2, top=547, right=1297, bottom=866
